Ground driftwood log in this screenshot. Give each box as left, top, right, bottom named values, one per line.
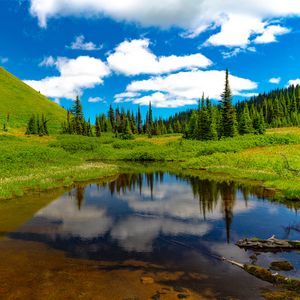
left=222, top=256, right=300, bottom=292
left=236, top=235, right=300, bottom=251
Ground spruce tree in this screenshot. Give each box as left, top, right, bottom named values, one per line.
left=121, top=117, right=134, bottom=139
left=71, top=96, right=84, bottom=135
left=239, top=103, right=254, bottom=135
left=221, top=69, right=238, bottom=137
left=108, top=105, right=115, bottom=132
left=41, top=114, right=49, bottom=136
left=95, top=116, right=102, bottom=137
left=137, top=105, right=143, bottom=134
left=26, top=114, right=37, bottom=135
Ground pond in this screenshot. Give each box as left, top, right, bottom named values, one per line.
left=0, top=171, right=300, bottom=299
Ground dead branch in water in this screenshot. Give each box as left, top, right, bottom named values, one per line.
left=236, top=235, right=300, bottom=251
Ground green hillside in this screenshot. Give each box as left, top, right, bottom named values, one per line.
left=0, top=67, right=66, bottom=133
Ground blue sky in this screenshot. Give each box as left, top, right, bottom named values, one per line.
left=1, top=0, right=300, bottom=121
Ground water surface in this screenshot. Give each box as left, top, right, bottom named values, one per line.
left=1, top=172, right=300, bottom=299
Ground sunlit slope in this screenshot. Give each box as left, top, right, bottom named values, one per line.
left=0, top=67, right=66, bottom=132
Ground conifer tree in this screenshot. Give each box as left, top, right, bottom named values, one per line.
left=221, top=69, right=238, bottom=137
left=71, top=96, right=84, bottom=135
left=108, top=105, right=115, bottom=132
left=121, top=117, right=134, bottom=139
left=41, top=114, right=49, bottom=136
left=137, top=105, right=143, bottom=134
left=147, top=102, right=153, bottom=137
left=95, top=116, right=102, bottom=137
left=239, top=103, right=254, bottom=135
left=26, top=114, right=37, bottom=135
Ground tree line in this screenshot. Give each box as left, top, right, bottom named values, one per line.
left=25, top=69, right=299, bottom=139
left=236, top=84, right=300, bottom=128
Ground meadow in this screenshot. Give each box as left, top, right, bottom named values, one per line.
left=1, top=127, right=300, bottom=201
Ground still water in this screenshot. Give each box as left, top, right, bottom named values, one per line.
left=1, top=172, right=300, bottom=299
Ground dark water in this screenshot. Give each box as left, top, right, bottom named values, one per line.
left=7, top=172, right=300, bottom=299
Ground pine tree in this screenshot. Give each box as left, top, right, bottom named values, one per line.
left=41, top=114, right=49, bottom=136
left=121, top=117, right=134, bottom=140
left=207, top=99, right=218, bottom=140
left=71, top=96, right=84, bottom=135
left=187, top=110, right=198, bottom=139
left=26, top=114, right=37, bottom=135
left=221, top=69, right=238, bottom=137
left=137, top=105, right=143, bottom=134
left=199, top=96, right=211, bottom=140
left=87, top=118, right=93, bottom=137
left=95, top=116, right=102, bottom=137
left=108, top=105, right=115, bottom=132
left=239, top=103, right=254, bottom=135
left=147, top=102, right=153, bottom=137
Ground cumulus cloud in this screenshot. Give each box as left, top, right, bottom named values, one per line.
left=269, top=77, right=281, bottom=84
left=30, top=0, right=298, bottom=47
left=116, top=70, right=257, bottom=107
left=206, top=14, right=265, bottom=47
left=24, top=56, right=110, bottom=100
left=67, top=35, right=103, bottom=51
left=107, top=39, right=212, bottom=75
left=254, top=25, right=290, bottom=44
left=288, top=79, right=300, bottom=86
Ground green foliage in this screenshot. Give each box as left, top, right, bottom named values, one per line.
left=61, top=97, right=93, bottom=137
left=0, top=130, right=300, bottom=200
left=25, top=114, right=49, bottom=136
left=239, top=103, right=254, bottom=135
left=237, top=84, right=300, bottom=129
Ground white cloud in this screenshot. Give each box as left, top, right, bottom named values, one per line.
left=0, top=57, right=8, bottom=64
left=107, top=39, right=212, bottom=76
left=88, top=96, right=105, bottom=103
left=221, top=46, right=256, bottom=59
left=269, top=77, right=281, bottom=84
left=206, top=14, right=265, bottom=47
left=68, top=35, right=103, bottom=51
left=25, top=56, right=110, bottom=100
left=30, top=0, right=298, bottom=47
left=131, top=92, right=197, bottom=108
left=254, top=25, right=290, bottom=44
left=39, top=56, right=56, bottom=67
left=288, top=79, right=300, bottom=86
left=116, top=69, right=257, bottom=107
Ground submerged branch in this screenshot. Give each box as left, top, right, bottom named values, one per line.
left=221, top=257, right=300, bottom=292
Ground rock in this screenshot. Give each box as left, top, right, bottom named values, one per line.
left=140, top=276, right=154, bottom=284
left=270, top=260, right=294, bottom=271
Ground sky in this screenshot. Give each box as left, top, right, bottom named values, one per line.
left=1, top=0, right=300, bottom=120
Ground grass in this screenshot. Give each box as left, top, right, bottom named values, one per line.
left=0, top=67, right=66, bottom=132
left=0, top=134, right=119, bottom=199
left=0, top=127, right=300, bottom=200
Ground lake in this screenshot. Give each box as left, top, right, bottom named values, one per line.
left=0, top=171, right=299, bottom=299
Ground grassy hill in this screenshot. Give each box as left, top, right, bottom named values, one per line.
left=0, top=67, right=66, bottom=133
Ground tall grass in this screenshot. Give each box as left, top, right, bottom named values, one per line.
left=1, top=130, right=300, bottom=199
